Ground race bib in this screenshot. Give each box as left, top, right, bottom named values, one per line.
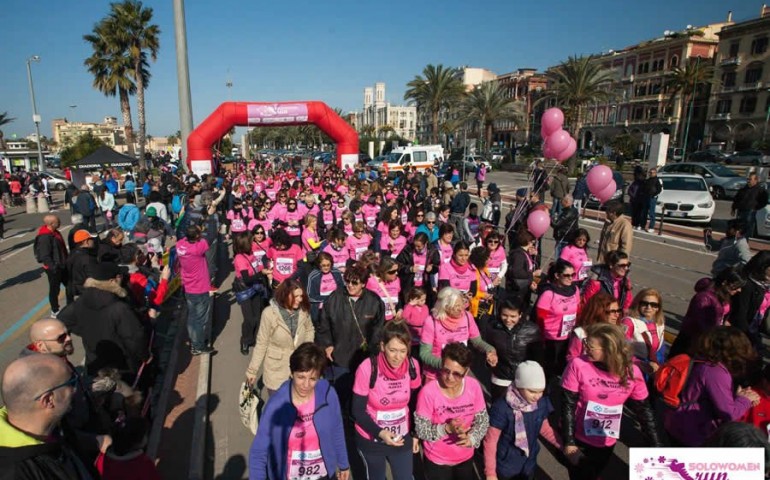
left=578, top=261, right=592, bottom=281
left=488, top=267, right=500, bottom=281
left=288, top=450, right=327, bottom=480
left=413, top=264, right=425, bottom=286
left=384, top=297, right=397, bottom=318
left=250, top=260, right=260, bottom=271
left=560, top=313, right=577, bottom=337
left=231, top=218, right=245, bottom=231
left=354, top=246, right=367, bottom=260
left=276, top=257, right=294, bottom=275
left=376, top=408, right=408, bottom=438
left=583, top=400, right=622, bottom=439
left=287, top=225, right=300, bottom=235
left=365, top=216, right=376, bottom=228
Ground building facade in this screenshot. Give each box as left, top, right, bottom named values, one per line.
left=705, top=6, right=770, bottom=151
left=354, top=83, right=416, bottom=141
left=580, top=20, right=730, bottom=153
left=493, top=68, right=549, bottom=147
left=51, top=116, right=127, bottom=152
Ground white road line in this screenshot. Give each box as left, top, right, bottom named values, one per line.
left=0, top=225, right=73, bottom=262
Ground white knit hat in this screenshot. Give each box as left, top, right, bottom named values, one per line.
left=514, top=361, right=546, bottom=390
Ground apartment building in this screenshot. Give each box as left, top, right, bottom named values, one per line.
left=493, top=68, right=549, bottom=147
left=354, top=82, right=417, bottom=140
left=705, top=6, right=770, bottom=151
left=51, top=116, right=127, bottom=152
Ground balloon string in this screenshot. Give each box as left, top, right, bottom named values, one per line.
left=503, top=162, right=563, bottom=240
left=539, top=214, right=581, bottom=269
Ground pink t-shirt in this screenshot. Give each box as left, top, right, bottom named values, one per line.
left=380, top=234, right=407, bottom=258
left=286, top=393, right=327, bottom=479
left=320, top=209, right=336, bottom=228
left=437, top=241, right=453, bottom=264
left=268, top=244, right=304, bottom=284
left=318, top=272, right=339, bottom=297
left=284, top=210, right=303, bottom=236
left=438, top=263, right=476, bottom=293
left=415, top=377, right=486, bottom=465
left=535, top=288, right=581, bottom=341
left=233, top=253, right=259, bottom=279
left=227, top=210, right=250, bottom=233
left=176, top=238, right=210, bottom=294
left=487, top=246, right=506, bottom=281
left=561, top=356, right=647, bottom=447
left=302, top=228, right=319, bottom=253
left=248, top=217, right=272, bottom=234
left=353, top=357, right=421, bottom=441
left=560, top=245, right=592, bottom=281
left=323, top=243, right=350, bottom=271
left=411, top=249, right=429, bottom=287
left=366, top=276, right=400, bottom=321
left=420, top=312, right=480, bottom=380
left=362, top=204, right=380, bottom=228
left=346, top=234, right=371, bottom=261
left=403, top=304, right=429, bottom=345
left=251, top=239, right=272, bottom=272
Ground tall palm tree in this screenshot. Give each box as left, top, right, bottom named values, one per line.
left=360, top=125, right=376, bottom=137
left=84, top=18, right=138, bottom=157
left=545, top=55, right=614, bottom=166
left=0, top=112, right=15, bottom=150
left=664, top=58, right=714, bottom=147
left=109, top=0, right=160, bottom=163
left=404, top=64, right=465, bottom=144
left=459, top=82, right=523, bottom=152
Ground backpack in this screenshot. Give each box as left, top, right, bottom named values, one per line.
left=369, top=356, right=418, bottom=389
left=171, top=193, right=187, bottom=215
left=654, top=354, right=703, bottom=408
left=481, top=199, right=494, bottom=222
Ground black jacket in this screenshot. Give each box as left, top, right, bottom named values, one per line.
left=74, top=191, right=95, bottom=217
left=96, top=240, right=122, bottom=263
left=316, top=288, right=385, bottom=370
left=396, top=243, right=441, bottom=300
left=450, top=191, right=471, bottom=214
left=643, top=176, right=662, bottom=197
left=551, top=206, right=579, bottom=241
left=482, top=318, right=543, bottom=381
left=59, top=279, right=149, bottom=379
left=505, top=248, right=534, bottom=297
left=64, top=247, right=98, bottom=296
left=732, top=184, right=768, bottom=212
left=729, top=277, right=769, bottom=345
left=34, top=226, right=68, bottom=270
left=0, top=441, right=89, bottom=480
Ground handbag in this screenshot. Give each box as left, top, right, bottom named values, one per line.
left=238, top=382, right=259, bottom=434
left=233, top=254, right=267, bottom=304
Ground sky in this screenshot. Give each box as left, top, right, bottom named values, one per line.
left=0, top=0, right=759, bottom=142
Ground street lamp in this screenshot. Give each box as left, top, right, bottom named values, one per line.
left=26, top=55, right=45, bottom=172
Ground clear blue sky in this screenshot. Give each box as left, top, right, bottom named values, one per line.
left=0, top=0, right=759, bottom=141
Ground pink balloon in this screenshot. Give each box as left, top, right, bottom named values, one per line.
left=543, top=138, right=556, bottom=159
left=541, top=108, right=565, bottom=137
left=547, top=130, right=571, bottom=156
left=586, top=165, right=614, bottom=196
left=555, top=137, right=577, bottom=162
left=526, top=209, right=551, bottom=238
left=595, top=180, right=617, bottom=203
left=540, top=124, right=550, bottom=140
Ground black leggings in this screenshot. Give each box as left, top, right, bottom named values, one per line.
left=356, top=433, right=413, bottom=480
left=567, top=440, right=615, bottom=480
left=239, top=295, right=264, bottom=347
left=543, top=338, right=569, bottom=380
left=45, top=267, right=65, bottom=312
left=423, top=457, right=475, bottom=480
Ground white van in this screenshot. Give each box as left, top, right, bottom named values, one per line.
left=377, top=145, right=444, bottom=173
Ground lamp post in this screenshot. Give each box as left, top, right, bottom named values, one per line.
left=26, top=55, right=45, bottom=172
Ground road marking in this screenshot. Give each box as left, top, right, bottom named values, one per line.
left=0, top=295, right=53, bottom=347
left=0, top=225, right=72, bottom=262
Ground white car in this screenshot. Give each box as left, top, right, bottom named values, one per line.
left=655, top=173, right=715, bottom=224
left=754, top=183, right=770, bottom=237
left=40, top=172, right=72, bottom=191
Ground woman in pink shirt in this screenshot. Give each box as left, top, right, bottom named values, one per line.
left=620, top=289, right=665, bottom=376
left=345, top=221, right=372, bottom=261
left=338, top=211, right=355, bottom=236
left=379, top=220, right=407, bottom=258
left=436, top=223, right=455, bottom=265
left=565, top=292, right=620, bottom=363
left=250, top=226, right=272, bottom=273
left=561, top=324, right=661, bottom=479
left=437, top=241, right=477, bottom=294
left=583, top=250, right=633, bottom=312
left=415, top=342, right=489, bottom=478
left=365, top=257, right=402, bottom=322
left=484, top=232, right=507, bottom=284
left=233, top=234, right=269, bottom=355
left=267, top=229, right=304, bottom=287
left=559, top=228, right=592, bottom=284
left=362, top=197, right=380, bottom=230
left=352, top=322, right=421, bottom=480
left=318, top=197, right=337, bottom=238
left=301, top=214, right=321, bottom=254
left=322, top=228, right=351, bottom=273
left=283, top=198, right=303, bottom=244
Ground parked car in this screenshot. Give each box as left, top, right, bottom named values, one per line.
left=726, top=149, right=770, bottom=166
left=658, top=162, right=745, bottom=199
left=687, top=150, right=730, bottom=163
left=464, top=155, right=492, bottom=171
left=655, top=173, right=715, bottom=224
left=585, top=170, right=625, bottom=208
left=39, top=171, right=72, bottom=191
left=358, top=153, right=372, bottom=164
left=755, top=183, right=770, bottom=238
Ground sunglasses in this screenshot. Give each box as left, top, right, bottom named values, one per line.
left=416, top=214, right=424, bottom=217
left=345, top=279, right=362, bottom=286
left=605, top=308, right=622, bottom=314
left=255, top=231, right=265, bottom=235
left=615, top=263, right=631, bottom=269
left=43, top=331, right=71, bottom=344
left=387, top=269, right=399, bottom=275
left=440, top=367, right=467, bottom=380
left=426, top=221, right=435, bottom=225
left=640, top=301, right=660, bottom=309
left=560, top=272, right=577, bottom=279
left=33, top=373, right=78, bottom=401
left=487, top=240, right=499, bottom=244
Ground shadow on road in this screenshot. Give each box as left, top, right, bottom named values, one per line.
left=214, top=454, right=247, bottom=480
left=0, top=267, right=42, bottom=289
left=0, top=239, right=34, bottom=257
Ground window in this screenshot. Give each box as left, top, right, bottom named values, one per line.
left=399, top=120, right=405, bottom=129
left=740, top=96, right=757, bottom=114
left=722, top=71, right=736, bottom=88
left=633, top=107, right=644, bottom=120
left=745, top=64, right=763, bottom=84
left=751, top=37, right=769, bottom=55
left=716, top=99, right=732, bottom=114
left=670, top=55, right=679, bottom=68
left=413, top=151, right=427, bottom=162
left=729, top=42, right=740, bottom=57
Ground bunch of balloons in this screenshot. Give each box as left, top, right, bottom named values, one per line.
left=586, top=165, right=617, bottom=204
left=541, top=108, right=577, bottom=162
left=527, top=209, right=550, bottom=238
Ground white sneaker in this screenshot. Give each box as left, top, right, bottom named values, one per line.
left=647, top=228, right=654, bottom=233
left=51, top=310, right=60, bottom=318
left=634, top=226, right=641, bottom=231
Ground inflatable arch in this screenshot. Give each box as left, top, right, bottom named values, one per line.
left=186, top=101, right=359, bottom=175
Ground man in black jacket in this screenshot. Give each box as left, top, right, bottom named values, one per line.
left=642, top=168, right=663, bottom=232
left=34, top=214, right=70, bottom=315
left=551, top=194, right=579, bottom=259
left=59, top=262, right=149, bottom=382
left=317, top=264, right=385, bottom=412
left=65, top=230, right=98, bottom=299
left=0, top=354, right=89, bottom=480
left=732, top=173, right=768, bottom=239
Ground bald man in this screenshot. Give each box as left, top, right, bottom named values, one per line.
left=22, top=318, right=75, bottom=358
left=34, top=214, right=69, bottom=316
left=0, top=355, right=86, bottom=478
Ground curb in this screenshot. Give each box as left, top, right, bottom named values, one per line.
left=189, top=350, right=211, bottom=480
left=146, top=320, right=183, bottom=460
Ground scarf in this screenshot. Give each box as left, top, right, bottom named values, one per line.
left=505, top=386, right=538, bottom=457
left=377, top=351, right=408, bottom=381
left=273, top=299, right=299, bottom=337
left=438, top=310, right=466, bottom=331
left=449, top=258, right=470, bottom=274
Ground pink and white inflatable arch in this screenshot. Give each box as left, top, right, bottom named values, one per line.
left=186, top=101, right=359, bottom=175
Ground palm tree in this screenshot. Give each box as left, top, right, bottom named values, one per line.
left=109, top=0, right=160, bottom=163
left=404, top=64, right=465, bottom=144
left=84, top=18, right=138, bottom=157
left=459, top=82, right=523, bottom=152
left=360, top=125, right=376, bottom=137
left=0, top=112, right=15, bottom=150
left=378, top=125, right=395, bottom=139
left=665, top=58, right=714, bottom=147
left=545, top=55, right=614, bottom=167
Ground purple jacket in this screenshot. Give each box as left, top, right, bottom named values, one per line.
left=680, top=279, right=725, bottom=337
left=663, top=361, right=751, bottom=446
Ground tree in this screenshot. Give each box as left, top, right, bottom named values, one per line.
left=60, top=132, right=107, bottom=167
left=610, top=133, right=638, bottom=159
left=459, top=81, right=523, bottom=153
left=378, top=125, right=395, bottom=139
left=664, top=58, right=714, bottom=147
left=109, top=0, right=160, bottom=164
left=360, top=125, right=376, bottom=137
left=545, top=55, right=614, bottom=169
left=84, top=17, right=137, bottom=157
left=404, top=64, right=465, bottom=144
left=0, top=112, right=15, bottom=150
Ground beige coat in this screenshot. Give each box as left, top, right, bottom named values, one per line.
left=246, top=301, right=314, bottom=390
left=597, top=215, right=633, bottom=262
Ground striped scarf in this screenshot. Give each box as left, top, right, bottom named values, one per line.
left=505, top=386, right=538, bottom=457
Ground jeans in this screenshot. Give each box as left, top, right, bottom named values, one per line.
left=45, top=267, right=66, bottom=312
left=554, top=240, right=567, bottom=261
left=550, top=198, right=563, bottom=217
left=647, top=197, right=658, bottom=230
left=739, top=209, right=756, bottom=238
left=186, top=292, right=212, bottom=350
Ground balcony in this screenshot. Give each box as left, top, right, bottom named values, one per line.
left=738, top=81, right=764, bottom=91
left=628, top=93, right=664, bottom=103
left=710, top=112, right=731, bottom=121
left=720, top=57, right=741, bottom=67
